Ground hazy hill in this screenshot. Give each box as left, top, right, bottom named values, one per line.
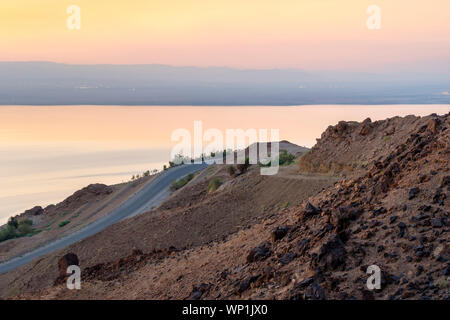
left=1, top=62, right=449, bottom=105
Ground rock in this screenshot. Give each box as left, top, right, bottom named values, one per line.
left=432, top=218, right=442, bottom=228
left=397, top=222, right=406, bottom=237
left=58, top=253, right=79, bottom=278
left=389, top=216, right=398, bottom=224
left=441, top=176, right=450, bottom=188
left=371, top=207, right=386, bottom=217
left=278, top=251, right=297, bottom=265
left=187, top=290, right=203, bottom=300
left=433, top=188, right=446, bottom=205
left=247, top=242, right=272, bottom=263
left=271, top=226, right=289, bottom=242
left=304, top=202, right=322, bottom=218
left=23, top=206, right=44, bottom=216
left=296, top=238, right=310, bottom=256
left=433, top=244, right=448, bottom=260
left=296, top=277, right=315, bottom=289
left=304, top=282, right=325, bottom=300
left=187, top=283, right=210, bottom=300
left=416, top=265, right=424, bottom=276
left=426, top=118, right=440, bottom=134
left=444, top=266, right=450, bottom=276
left=238, top=275, right=260, bottom=293
left=408, top=187, right=420, bottom=200
left=397, top=222, right=407, bottom=229
left=359, top=118, right=373, bottom=136
left=311, top=234, right=346, bottom=271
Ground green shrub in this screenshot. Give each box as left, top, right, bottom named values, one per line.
left=7, top=217, right=18, bottom=229
left=279, top=150, right=295, bottom=166
left=0, top=225, right=17, bottom=242
left=207, top=178, right=222, bottom=193
left=260, top=150, right=295, bottom=167
left=58, top=220, right=71, bottom=228
left=169, top=173, right=194, bottom=191
left=0, top=218, right=40, bottom=243
left=17, top=222, right=33, bottom=235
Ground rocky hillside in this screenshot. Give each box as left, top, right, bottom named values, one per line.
left=299, top=114, right=445, bottom=174
left=6, top=113, right=450, bottom=300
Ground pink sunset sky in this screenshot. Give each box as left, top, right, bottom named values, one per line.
left=0, top=0, right=449, bottom=72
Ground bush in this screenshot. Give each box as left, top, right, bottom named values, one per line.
left=169, top=173, right=194, bottom=191
left=279, top=150, right=295, bottom=166
left=58, top=220, right=71, bottom=228
left=227, top=165, right=236, bottom=177
left=17, top=222, right=33, bottom=235
left=7, top=217, right=18, bottom=229
left=260, top=150, right=295, bottom=167
left=207, top=178, right=222, bottom=193
left=0, top=218, right=36, bottom=242
left=0, top=225, right=17, bottom=242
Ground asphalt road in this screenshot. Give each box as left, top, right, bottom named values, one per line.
left=0, top=163, right=207, bottom=275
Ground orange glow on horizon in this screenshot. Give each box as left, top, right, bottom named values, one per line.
left=0, top=1, right=449, bottom=71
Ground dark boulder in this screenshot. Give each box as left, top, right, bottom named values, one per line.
left=408, top=187, right=420, bottom=200
left=238, top=275, right=260, bottom=293
left=247, top=242, right=272, bottom=263
left=311, top=234, right=346, bottom=271
left=58, top=253, right=79, bottom=278
left=303, top=202, right=322, bottom=218
left=278, top=252, right=297, bottom=266
left=271, top=226, right=289, bottom=242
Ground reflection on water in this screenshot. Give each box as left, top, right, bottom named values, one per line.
left=0, top=105, right=449, bottom=223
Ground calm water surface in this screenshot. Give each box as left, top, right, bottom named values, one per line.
left=1, top=105, right=449, bottom=224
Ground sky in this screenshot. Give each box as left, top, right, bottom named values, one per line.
left=1, top=0, right=450, bottom=72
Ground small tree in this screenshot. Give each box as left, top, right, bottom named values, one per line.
left=7, top=217, right=18, bottom=229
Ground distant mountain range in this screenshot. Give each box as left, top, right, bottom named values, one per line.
left=0, top=62, right=449, bottom=105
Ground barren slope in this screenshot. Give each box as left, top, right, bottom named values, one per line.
left=7, top=114, right=449, bottom=300
left=0, top=176, right=155, bottom=263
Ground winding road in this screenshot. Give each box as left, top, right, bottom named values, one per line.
left=0, top=163, right=207, bottom=275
